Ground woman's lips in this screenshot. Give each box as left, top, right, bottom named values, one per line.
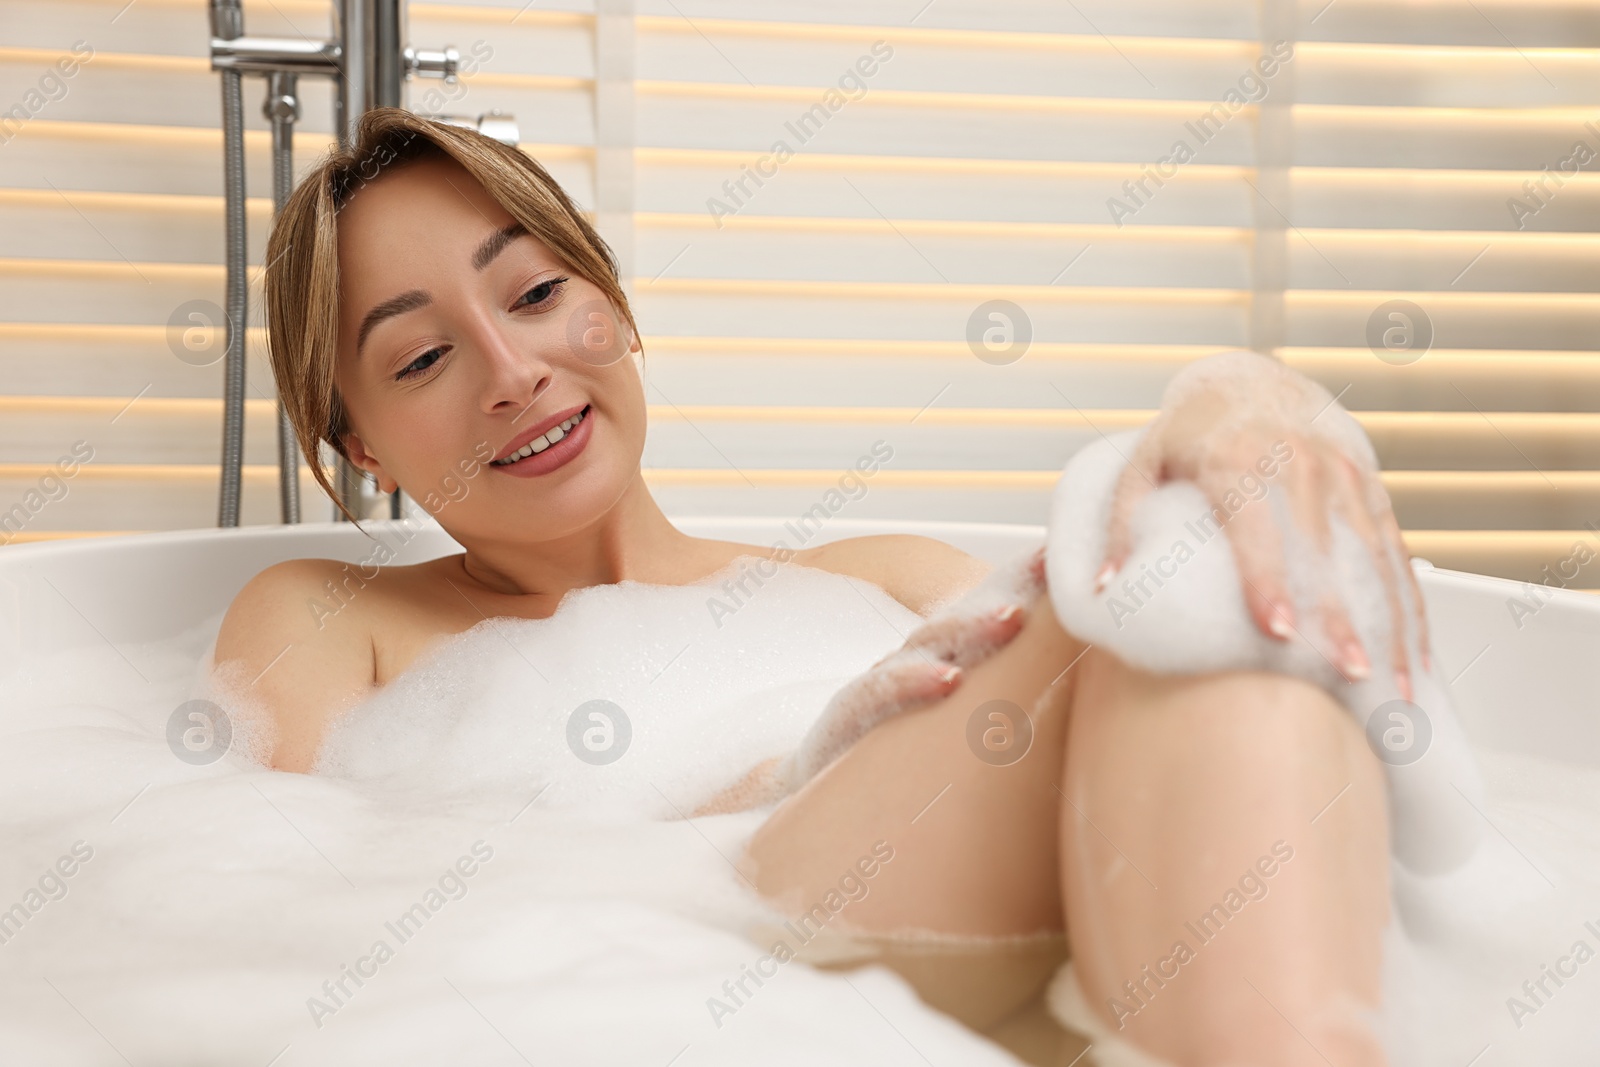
left=488, top=404, right=593, bottom=477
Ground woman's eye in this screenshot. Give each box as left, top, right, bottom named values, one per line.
left=514, top=276, right=568, bottom=310
left=395, top=347, right=446, bottom=381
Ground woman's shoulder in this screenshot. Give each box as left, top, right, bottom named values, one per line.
left=213, top=557, right=390, bottom=772
left=222, top=556, right=367, bottom=622
left=218, top=554, right=463, bottom=678
left=792, top=534, right=991, bottom=617
left=223, top=555, right=401, bottom=630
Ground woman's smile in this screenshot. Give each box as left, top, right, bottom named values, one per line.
left=487, top=402, right=593, bottom=477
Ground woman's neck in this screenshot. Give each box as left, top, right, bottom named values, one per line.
left=451, top=472, right=701, bottom=599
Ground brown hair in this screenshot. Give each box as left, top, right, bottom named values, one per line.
left=262, top=107, right=640, bottom=523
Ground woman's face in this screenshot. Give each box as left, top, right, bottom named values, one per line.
left=333, top=154, right=645, bottom=544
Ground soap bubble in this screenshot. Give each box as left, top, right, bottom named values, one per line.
left=566, top=698, right=632, bottom=765
left=965, top=698, right=1033, bottom=766
left=167, top=698, right=232, bottom=765
left=1365, top=698, right=1432, bottom=766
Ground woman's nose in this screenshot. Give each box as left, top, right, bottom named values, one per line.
left=473, top=319, right=552, bottom=413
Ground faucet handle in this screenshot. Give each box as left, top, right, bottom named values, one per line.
left=405, top=45, right=460, bottom=85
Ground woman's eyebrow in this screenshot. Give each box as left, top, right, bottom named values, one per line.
left=472, top=221, right=528, bottom=271
left=355, top=223, right=529, bottom=359
left=356, top=288, right=432, bottom=357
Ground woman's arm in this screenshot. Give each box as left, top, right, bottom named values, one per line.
left=774, top=541, right=1047, bottom=792
left=1097, top=349, right=1428, bottom=699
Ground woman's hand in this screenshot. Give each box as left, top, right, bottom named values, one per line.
left=775, top=544, right=1047, bottom=794
left=692, top=546, right=1048, bottom=814
left=1096, top=350, right=1429, bottom=700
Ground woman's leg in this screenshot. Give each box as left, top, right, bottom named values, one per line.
left=1063, top=652, right=1390, bottom=1065
left=740, top=593, right=1390, bottom=1063
left=742, top=589, right=1083, bottom=939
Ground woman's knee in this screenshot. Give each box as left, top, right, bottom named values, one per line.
left=1194, top=670, right=1361, bottom=759
left=1067, top=654, right=1390, bottom=847
left=1077, top=654, right=1362, bottom=758
left=1199, top=670, right=1382, bottom=801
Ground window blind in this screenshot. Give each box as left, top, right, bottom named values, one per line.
left=0, top=0, right=1595, bottom=591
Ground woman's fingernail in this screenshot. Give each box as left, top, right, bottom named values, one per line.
left=1341, top=642, right=1370, bottom=681
left=940, top=665, right=961, bottom=684
left=1093, top=562, right=1116, bottom=593
left=1267, top=605, right=1295, bottom=639
left=995, top=604, right=1020, bottom=623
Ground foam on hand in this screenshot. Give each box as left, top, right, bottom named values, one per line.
left=1038, top=416, right=1600, bottom=1064
left=773, top=544, right=1047, bottom=796
left=1044, top=425, right=1486, bottom=878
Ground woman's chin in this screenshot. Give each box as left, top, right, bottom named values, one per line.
left=481, top=469, right=636, bottom=537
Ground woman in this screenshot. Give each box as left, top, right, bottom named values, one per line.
left=216, top=108, right=1417, bottom=1066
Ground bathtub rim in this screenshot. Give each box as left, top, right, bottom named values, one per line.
left=2, top=517, right=1597, bottom=770
left=1, top=516, right=1594, bottom=615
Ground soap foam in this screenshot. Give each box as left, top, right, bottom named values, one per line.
left=0, top=527, right=1596, bottom=1065
left=303, top=555, right=923, bottom=816
left=1044, top=428, right=1600, bottom=1064
left=0, top=558, right=1019, bottom=1065
left=1048, top=427, right=1487, bottom=876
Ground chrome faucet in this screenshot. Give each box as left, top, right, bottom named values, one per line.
left=207, top=0, right=518, bottom=526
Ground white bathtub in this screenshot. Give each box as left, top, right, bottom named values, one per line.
left=2, top=515, right=1597, bottom=769
left=1, top=515, right=1597, bottom=1066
